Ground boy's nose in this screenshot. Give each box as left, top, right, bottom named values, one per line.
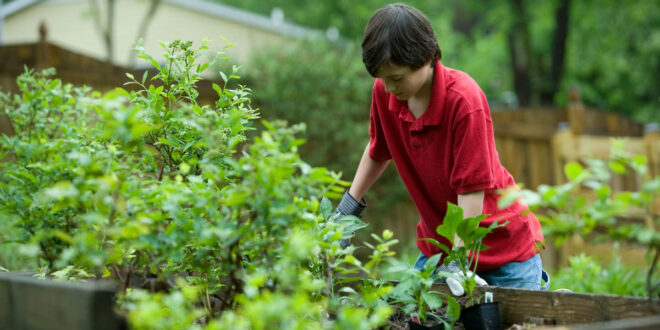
left=384, top=82, right=395, bottom=94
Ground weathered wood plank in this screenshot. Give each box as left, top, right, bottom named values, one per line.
left=429, top=283, right=660, bottom=327
left=0, top=273, right=123, bottom=330
left=537, top=315, right=660, bottom=330
left=494, top=122, right=556, bottom=141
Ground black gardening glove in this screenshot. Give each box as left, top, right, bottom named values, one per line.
left=332, top=191, right=367, bottom=248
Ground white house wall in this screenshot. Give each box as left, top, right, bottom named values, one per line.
left=3, top=0, right=292, bottom=68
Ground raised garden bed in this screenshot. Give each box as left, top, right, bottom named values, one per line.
left=1, top=272, right=659, bottom=329
left=428, top=282, right=660, bottom=329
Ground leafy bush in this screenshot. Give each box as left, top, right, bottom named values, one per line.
left=0, top=39, right=399, bottom=328
left=500, top=142, right=660, bottom=298
left=551, top=251, right=647, bottom=297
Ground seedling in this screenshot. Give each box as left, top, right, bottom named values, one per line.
left=423, top=202, right=507, bottom=307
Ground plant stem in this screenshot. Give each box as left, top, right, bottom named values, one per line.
left=205, top=274, right=213, bottom=316
left=647, top=247, right=659, bottom=306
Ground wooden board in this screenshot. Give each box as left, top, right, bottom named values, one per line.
left=0, top=273, right=123, bottom=330
left=537, top=315, right=660, bottom=330
left=429, top=282, right=660, bottom=327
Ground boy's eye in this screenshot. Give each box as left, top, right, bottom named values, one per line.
left=392, top=77, right=402, bottom=82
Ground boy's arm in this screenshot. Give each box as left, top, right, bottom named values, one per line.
left=348, top=143, right=390, bottom=201
left=455, top=190, right=485, bottom=247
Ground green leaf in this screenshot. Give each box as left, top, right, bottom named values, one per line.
left=497, top=189, right=520, bottom=210
left=436, top=202, right=464, bottom=245
left=212, top=83, right=222, bottom=96
left=419, top=238, right=451, bottom=255
left=157, top=137, right=172, bottom=147
left=444, top=295, right=461, bottom=322
left=595, top=185, right=611, bottom=199
left=422, top=291, right=443, bottom=310
left=320, top=197, right=333, bottom=219
left=424, top=253, right=442, bottom=273
left=565, top=162, right=584, bottom=181
left=608, top=160, right=627, bottom=174
left=337, top=215, right=368, bottom=236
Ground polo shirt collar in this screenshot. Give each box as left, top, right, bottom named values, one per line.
left=387, top=61, right=446, bottom=132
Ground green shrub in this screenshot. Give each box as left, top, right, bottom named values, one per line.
left=500, top=142, right=660, bottom=298
left=551, top=251, right=647, bottom=296
left=0, top=39, right=399, bottom=329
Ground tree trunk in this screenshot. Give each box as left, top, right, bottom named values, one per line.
left=507, top=0, right=534, bottom=107
left=89, top=0, right=116, bottom=63
left=541, top=0, right=570, bottom=105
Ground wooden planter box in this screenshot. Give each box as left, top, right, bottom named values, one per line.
left=0, top=272, right=124, bottom=330
left=2, top=272, right=659, bottom=329
left=429, top=282, right=660, bottom=329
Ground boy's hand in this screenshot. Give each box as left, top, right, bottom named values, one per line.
left=332, top=191, right=367, bottom=248
left=436, top=259, right=488, bottom=296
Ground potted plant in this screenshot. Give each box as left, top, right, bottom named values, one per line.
left=423, top=202, right=508, bottom=330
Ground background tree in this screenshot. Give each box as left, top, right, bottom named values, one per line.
left=215, top=0, right=659, bottom=121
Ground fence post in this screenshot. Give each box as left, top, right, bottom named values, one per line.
left=36, top=21, right=53, bottom=70
left=552, top=122, right=574, bottom=184
left=567, top=85, right=585, bottom=135
left=645, top=123, right=660, bottom=216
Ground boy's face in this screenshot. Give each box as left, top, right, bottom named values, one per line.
left=375, top=61, right=433, bottom=101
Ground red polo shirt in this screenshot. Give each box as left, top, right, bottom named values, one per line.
left=368, top=61, right=544, bottom=271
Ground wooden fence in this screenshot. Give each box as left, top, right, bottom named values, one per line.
left=492, top=103, right=647, bottom=190
left=0, top=34, right=219, bottom=105
left=492, top=98, right=659, bottom=270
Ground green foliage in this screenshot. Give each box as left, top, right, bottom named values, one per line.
left=387, top=253, right=460, bottom=327
left=246, top=38, right=408, bottom=210
left=125, top=280, right=206, bottom=330
left=500, top=142, right=660, bottom=298
left=0, top=39, right=401, bottom=329
left=551, top=251, right=649, bottom=297
left=563, top=0, right=660, bottom=122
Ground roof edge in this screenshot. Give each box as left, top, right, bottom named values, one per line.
left=2, top=0, right=326, bottom=40
left=1, top=0, right=42, bottom=18
left=164, top=0, right=321, bottom=39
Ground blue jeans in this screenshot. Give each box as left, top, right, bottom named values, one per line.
left=413, top=253, right=550, bottom=290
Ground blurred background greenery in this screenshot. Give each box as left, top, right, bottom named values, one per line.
left=2, top=0, right=659, bottom=268
left=216, top=0, right=660, bottom=248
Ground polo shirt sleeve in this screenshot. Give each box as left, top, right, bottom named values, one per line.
left=450, top=108, right=494, bottom=194
left=368, top=81, right=392, bottom=162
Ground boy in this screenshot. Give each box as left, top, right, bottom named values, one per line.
left=334, top=3, right=548, bottom=295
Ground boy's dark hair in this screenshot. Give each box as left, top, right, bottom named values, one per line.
left=362, top=3, right=442, bottom=77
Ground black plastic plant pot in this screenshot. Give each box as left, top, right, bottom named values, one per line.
left=459, top=302, right=501, bottom=330
left=407, top=315, right=446, bottom=330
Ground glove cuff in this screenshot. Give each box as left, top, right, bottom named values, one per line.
left=336, top=191, right=367, bottom=218
left=447, top=259, right=466, bottom=273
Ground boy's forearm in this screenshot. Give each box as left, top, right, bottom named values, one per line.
left=455, top=190, right=485, bottom=247
left=348, top=143, right=390, bottom=201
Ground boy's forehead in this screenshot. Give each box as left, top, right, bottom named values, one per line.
left=376, top=62, right=411, bottom=77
